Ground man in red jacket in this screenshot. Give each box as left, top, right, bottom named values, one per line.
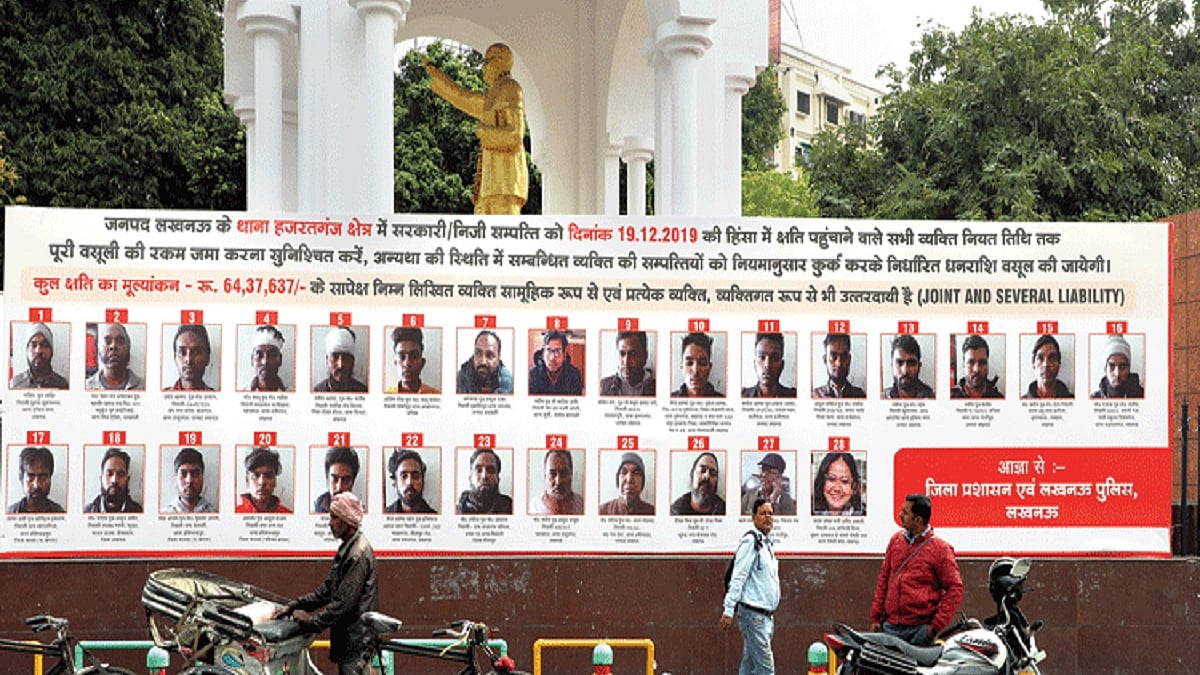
left=870, top=493, right=963, bottom=646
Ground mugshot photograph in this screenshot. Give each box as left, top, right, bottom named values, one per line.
left=160, top=445, right=220, bottom=513
left=1089, top=333, right=1145, bottom=399
left=311, top=326, right=370, bottom=393
left=455, top=446, right=515, bottom=514
left=598, top=449, right=656, bottom=516
left=811, top=332, right=868, bottom=399
left=949, top=334, right=1006, bottom=399
left=162, top=324, right=222, bottom=391
left=528, top=448, right=585, bottom=515
left=384, top=326, right=442, bottom=394
left=670, top=331, right=727, bottom=398
left=237, top=324, right=296, bottom=392
left=669, top=450, right=726, bottom=516
left=598, top=329, right=657, bottom=397
left=384, top=447, right=440, bottom=514
left=236, top=446, right=294, bottom=514
left=85, top=322, right=148, bottom=391
left=811, top=450, right=866, bottom=516
left=84, top=445, right=144, bottom=513
left=881, top=333, right=936, bottom=399
left=741, top=332, right=797, bottom=398
left=10, top=321, right=70, bottom=389
left=739, top=451, right=797, bottom=516
left=1020, top=333, right=1075, bottom=399
left=310, top=446, right=368, bottom=513
left=528, top=329, right=585, bottom=396
left=456, top=327, right=515, bottom=394
left=7, top=445, right=68, bottom=514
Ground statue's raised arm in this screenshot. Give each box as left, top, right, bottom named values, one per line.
left=423, top=44, right=528, bottom=215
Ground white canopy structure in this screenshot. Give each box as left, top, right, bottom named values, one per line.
left=223, top=0, right=768, bottom=216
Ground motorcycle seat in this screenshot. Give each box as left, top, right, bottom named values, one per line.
left=862, top=632, right=944, bottom=667
left=255, top=619, right=306, bottom=643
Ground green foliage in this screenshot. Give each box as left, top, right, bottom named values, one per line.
left=742, top=65, right=786, bottom=171
left=0, top=132, right=23, bottom=206
left=619, top=160, right=655, bottom=216
left=393, top=41, right=541, bottom=214
left=0, top=0, right=245, bottom=210
left=741, top=169, right=818, bottom=217
left=808, top=0, right=1200, bottom=220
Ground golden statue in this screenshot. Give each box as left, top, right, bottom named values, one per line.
left=423, top=43, right=528, bottom=215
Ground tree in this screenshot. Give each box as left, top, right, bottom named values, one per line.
left=741, top=169, right=818, bottom=217
left=393, top=41, right=542, bottom=214
left=742, top=65, right=787, bottom=171
left=0, top=0, right=245, bottom=211
left=809, top=0, right=1200, bottom=221
left=0, top=132, right=23, bottom=206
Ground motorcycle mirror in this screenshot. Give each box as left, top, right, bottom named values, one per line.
left=1010, top=558, right=1032, bottom=577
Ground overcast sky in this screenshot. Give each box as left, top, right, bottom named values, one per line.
left=782, top=0, right=1047, bottom=89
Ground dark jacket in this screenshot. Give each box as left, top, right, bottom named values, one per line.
left=669, top=492, right=726, bottom=515
left=313, top=377, right=368, bottom=393
left=599, top=372, right=655, bottom=396
left=671, top=382, right=724, bottom=398
left=813, top=380, right=868, bottom=398
left=949, top=377, right=1003, bottom=399
left=85, top=493, right=143, bottom=513
left=741, top=383, right=797, bottom=398
left=385, top=497, right=436, bottom=514
left=1022, top=379, right=1073, bottom=399
left=456, top=490, right=514, bottom=514
left=294, top=529, right=378, bottom=663
left=871, top=528, right=964, bottom=636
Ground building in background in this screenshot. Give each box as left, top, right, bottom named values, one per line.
left=772, top=44, right=883, bottom=173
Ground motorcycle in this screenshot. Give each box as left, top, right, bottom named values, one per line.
left=141, top=568, right=528, bottom=675
left=823, top=558, right=1046, bottom=675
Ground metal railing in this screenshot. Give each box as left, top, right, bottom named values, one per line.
left=532, top=638, right=655, bottom=675
left=52, top=637, right=507, bottom=675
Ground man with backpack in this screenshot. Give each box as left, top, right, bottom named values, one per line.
left=719, top=498, right=780, bottom=674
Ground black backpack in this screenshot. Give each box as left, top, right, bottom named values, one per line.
left=723, top=530, right=762, bottom=594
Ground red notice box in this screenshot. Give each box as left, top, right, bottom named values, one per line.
left=893, top=447, right=1171, bottom=528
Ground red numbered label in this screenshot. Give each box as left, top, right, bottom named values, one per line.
left=179, top=431, right=203, bottom=445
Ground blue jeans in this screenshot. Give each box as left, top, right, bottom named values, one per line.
left=882, top=621, right=931, bottom=646
left=737, top=608, right=775, bottom=674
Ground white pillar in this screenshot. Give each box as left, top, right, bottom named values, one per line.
left=297, top=0, right=329, bottom=212
left=655, top=20, right=713, bottom=215
left=622, top=137, right=654, bottom=216
left=723, top=64, right=756, bottom=217
left=651, top=52, right=673, bottom=216
left=237, top=0, right=297, bottom=211
left=604, top=133, right=623, bottom=215
left=350, top=0, right=409, bottom=215
left=282, top=100, right=298, bottom=212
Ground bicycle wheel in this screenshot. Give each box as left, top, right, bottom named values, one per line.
left=76, top=667, right=138, bottom=675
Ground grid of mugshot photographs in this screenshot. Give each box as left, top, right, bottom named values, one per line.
left=4, top=442, right=876, bottom=519
left=8, top=321, right=1147, bottom=400
left=7, top=320, right=1146, bottom=519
